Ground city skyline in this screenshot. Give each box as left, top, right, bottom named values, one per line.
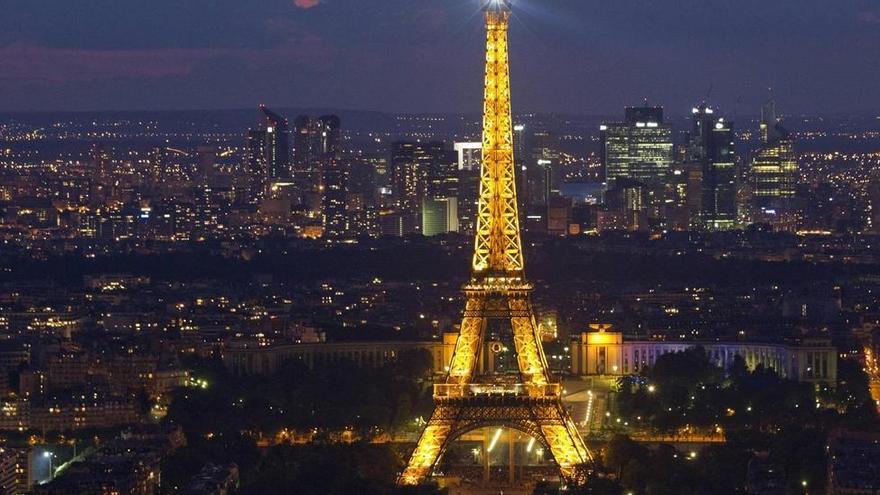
left=1, top=0, right=879, bottom=114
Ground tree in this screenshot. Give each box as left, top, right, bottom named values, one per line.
left=620, top=459, right=650, bottom=494
left=604, top=435, right=647, bottom=477
left=648, top=347, right=722, bottom=391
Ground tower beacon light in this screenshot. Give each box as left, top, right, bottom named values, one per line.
left=485, top=0, right=512, bottom=12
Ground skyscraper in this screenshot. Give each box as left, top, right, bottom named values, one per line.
left=390, top=141, right=454, bottom=215
left=291, top=114, right=346, bottom=232
left=89, top=143, right=113, bottom=204
left=321, top=160, right=349, bottom=238
left=421, top=197, right=459, bottom=236
left=293, top=116, right=319, bottom=171
left=453, top=142, right=482, bottom=235
left=530, top=132, right=561, bottom=197
left=390, top=142, right=428, bottom=215
left=319, top=115, right=341, bottom=158
left=690, top=103, right=737, bottom=231
left=245, top=129, right=266, bottom=174
left=601, top=104, right=674, bottom=187
left=293, top=115, right=341, bottom=171
left=750, top=99, right=798, bottom=230
left=456, top=167, right=480, bottom=235
left=428, top=151, right=459, bottom=202
left=598, top=177, right=649, bottom=232
left=454, top=142, right=482, bottom=172
left=662, top=161, right=704, bottom=231
left=257, top=105, right=291, bottom=180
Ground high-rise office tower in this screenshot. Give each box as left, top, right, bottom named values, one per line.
left=759, top=99, right=782, bottom=144
left=456, top=167, right=480, bottom=235
left=293, top=116, right=319, bottom=171
left=531, top=132, right=562, bottom=196
left=257, top=105, right=291, bottom=180
left=663, top=161, right=704, bottom=231
left=245, top=129, right=267, bottom=174
left=428, top=149, right=459, bottom=201
left=321, top=160, right=349, bottom=237
left=453, top=142, right=482, bottom=234
left=89, top=143, right=113, bottom=204
left=601, top=105, right=674, bottom=187
left=690, top=103, right=737, bottom=231
left=390, top=141, right=454, bottom=215
left=454, top=142, right=482, bottom=172
left=597, top=177, right=649, bottom=232
left=513, top=124, right=527, bottom=167
left=750, top=99, right=798, bottom=230
left=319, top=115, right=341, bottom=158
left=346, top=157, right=378, bottom=207
left=294, top=115, right=341, bottom=170
left=391, top=142, right=429, bottom=214
left=517, top=131, right=561, bottom=232
left=421, top=197, right=459, bottom=236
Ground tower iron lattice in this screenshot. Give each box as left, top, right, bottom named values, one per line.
left=398, top=0, right=591, bottom=485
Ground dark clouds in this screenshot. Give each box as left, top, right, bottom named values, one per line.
left=0, top=0, right=877, bottom=115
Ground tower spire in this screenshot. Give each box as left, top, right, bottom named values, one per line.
left=473, top=0, right=524, bottom=277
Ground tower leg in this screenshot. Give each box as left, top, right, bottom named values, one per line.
left=399, top=407, right=455, bottom=485
left=446, top=299, right=487, bottom=385
left=509, top=298, right=551, bottom=388
left=536, top=404, right=592, bottom=481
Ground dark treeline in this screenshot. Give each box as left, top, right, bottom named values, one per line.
left=2, top=235, right=869, bottom=289
left=160, top=351, right=438, bottom=494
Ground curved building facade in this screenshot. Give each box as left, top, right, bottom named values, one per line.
left=570, top=325, right=836, bottom=384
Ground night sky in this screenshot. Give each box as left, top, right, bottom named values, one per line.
left=1, top=0, right=878, bottom=115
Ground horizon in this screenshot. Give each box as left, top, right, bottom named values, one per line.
left=2, top=105, right=880, bottom=120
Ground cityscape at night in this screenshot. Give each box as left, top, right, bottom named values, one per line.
left=1, top=0, right=880, bottom=494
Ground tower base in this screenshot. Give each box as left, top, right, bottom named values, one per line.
left=399, top=393, right=589, bottom=485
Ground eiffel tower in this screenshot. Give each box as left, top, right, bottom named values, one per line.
left=398, top=0, right=591, bottom=485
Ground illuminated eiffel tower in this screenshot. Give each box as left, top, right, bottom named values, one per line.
left=399, top=0, right=591, bottom=485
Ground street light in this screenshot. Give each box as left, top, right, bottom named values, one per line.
left=43, top=451, right=55, bottom=481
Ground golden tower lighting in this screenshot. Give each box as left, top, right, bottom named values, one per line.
left=398, top=0, right=591, bottom=485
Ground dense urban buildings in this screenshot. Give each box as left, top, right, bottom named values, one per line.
left=1, top=104, right=879, bottom=492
